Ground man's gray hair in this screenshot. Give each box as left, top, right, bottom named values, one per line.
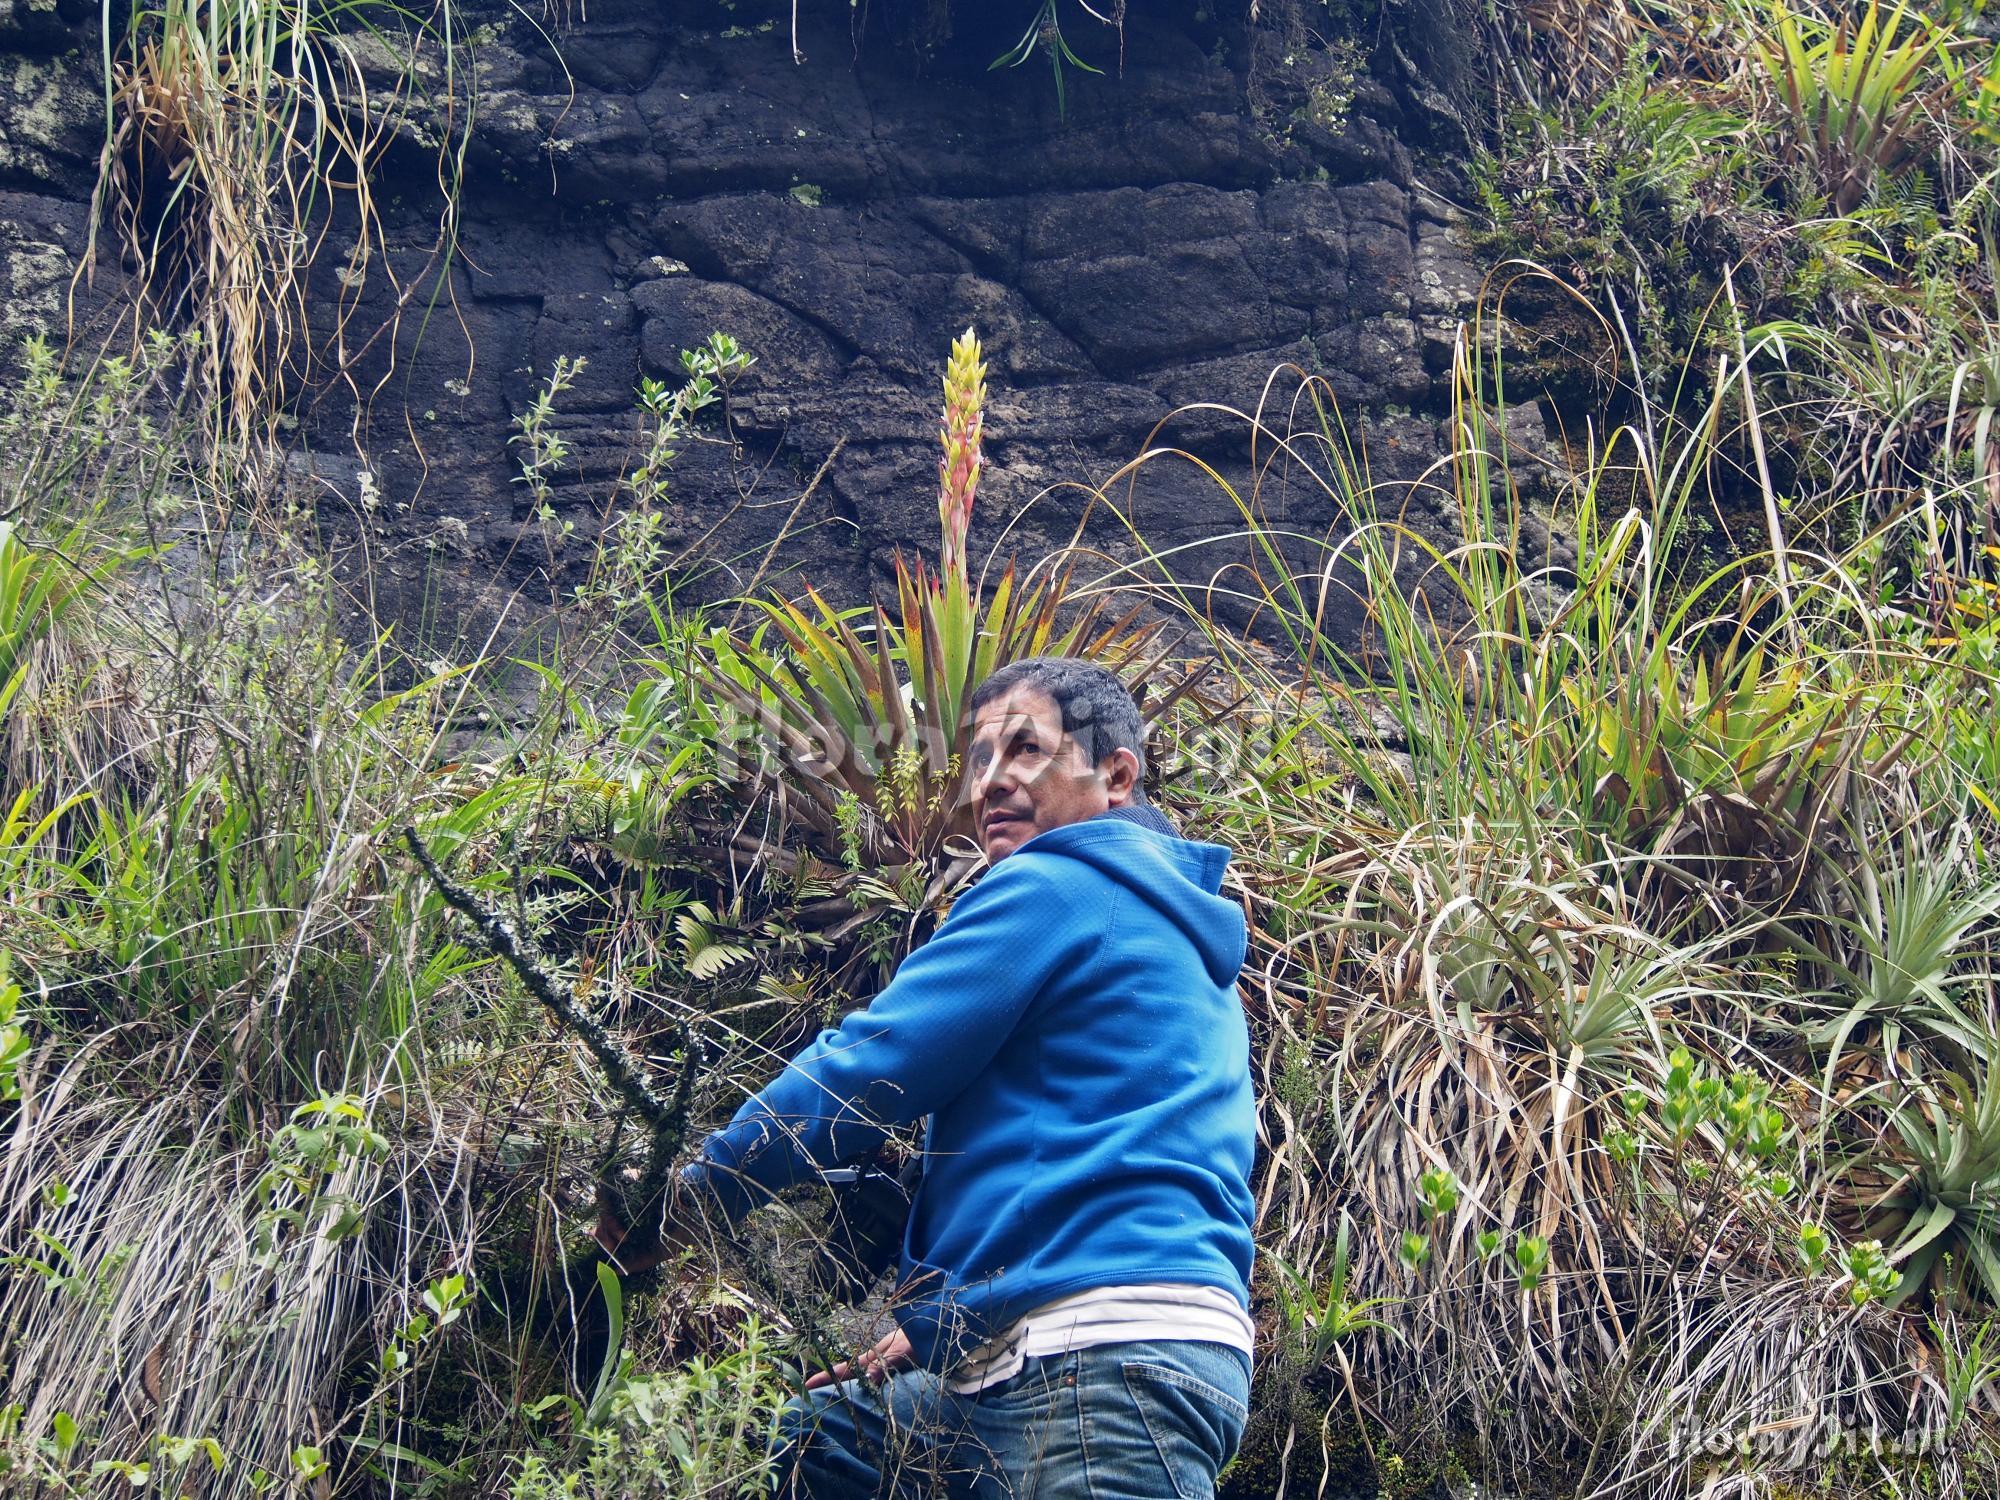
left=967, top=657, right=1147, bottom=798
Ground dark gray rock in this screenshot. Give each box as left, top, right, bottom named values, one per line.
left=0, top=0, right=1502, bottom=658
left=0, top=191, right=86, bottom=358
left=635, top=275, right=848, bottom=394
left=0, top=0, right=91, bottom=51
left=0, top=48, right=102, bottom=199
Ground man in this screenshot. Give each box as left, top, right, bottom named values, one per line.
left=679, top=656, right=1257, bottom=1497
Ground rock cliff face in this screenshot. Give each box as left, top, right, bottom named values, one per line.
left=1, top=0, right=1501, bottom=654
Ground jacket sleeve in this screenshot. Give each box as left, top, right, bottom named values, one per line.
left=682, top=855, right=1089, bottom=1223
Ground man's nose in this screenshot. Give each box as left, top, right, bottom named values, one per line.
left=973, top=755, right=1012, bottom=800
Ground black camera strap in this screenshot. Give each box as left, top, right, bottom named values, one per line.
left=814, top=1141, right=924, bottom=1305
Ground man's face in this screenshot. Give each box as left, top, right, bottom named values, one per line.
left=967, top=684, right=1135, bottom=863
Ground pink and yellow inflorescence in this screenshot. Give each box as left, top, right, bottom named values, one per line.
left=937, top=326, right=987, bottom=586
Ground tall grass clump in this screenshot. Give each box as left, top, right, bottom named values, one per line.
left=92, top=0, right=471, bottom=445
left=0, top=332, right=767, bottom=1493
left=1104, top=298, right=2000, bottom=1494
left=0, top=320, right=846, bottom=1494
left=0, top=336, right=526, bottom=1492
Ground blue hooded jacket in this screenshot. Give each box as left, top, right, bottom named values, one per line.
left=684, top=806, right=1257, bottom=1370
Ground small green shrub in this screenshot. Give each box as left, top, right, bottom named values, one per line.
left=509, top=1321, right=790, bottom=1500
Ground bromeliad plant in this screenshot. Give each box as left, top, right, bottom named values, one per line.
left=697, top=328, right=1158, bottom=883
left=1862, top=1051, right=2000, bottom=1306
left=1751, top=0, right=1961, bottom=213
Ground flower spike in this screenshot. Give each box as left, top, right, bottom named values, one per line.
left=938, top=326, right=986, bottom=588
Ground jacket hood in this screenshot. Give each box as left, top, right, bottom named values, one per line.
left=1012, top=809, right=1246, bottom=987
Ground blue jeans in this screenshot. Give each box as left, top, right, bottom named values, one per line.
left=775, top=1339, right=1250, bottom=1499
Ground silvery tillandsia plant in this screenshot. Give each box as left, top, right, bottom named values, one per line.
left=991, top=0, right=1108, bottom=120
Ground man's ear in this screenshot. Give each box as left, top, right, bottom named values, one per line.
left=1101, top=747, right=1142, bottom=806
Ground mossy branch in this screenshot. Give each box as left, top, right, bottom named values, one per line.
left=405, top=830, right=845, bottom=1389
left=403, top=826, right=695, bottom=1147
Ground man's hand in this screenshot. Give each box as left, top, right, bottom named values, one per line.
left=806, top=1329, right=914, bottom=1391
